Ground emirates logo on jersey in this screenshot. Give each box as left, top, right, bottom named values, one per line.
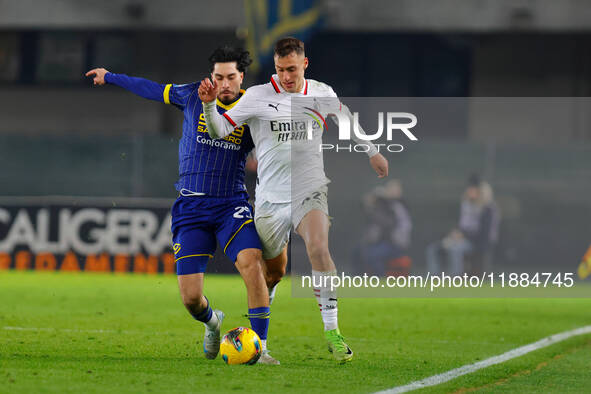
left=270, top=118, right=321, bottom=143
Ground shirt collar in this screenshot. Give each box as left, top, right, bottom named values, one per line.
left=270, top=74, right=308, bottom=95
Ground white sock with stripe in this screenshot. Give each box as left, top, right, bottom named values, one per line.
left=312, top=270, right=339, bottom=331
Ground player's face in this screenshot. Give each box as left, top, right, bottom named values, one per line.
left=274, top=52, right=308, bottom=93
left=212, top=62, right=244, bottom=104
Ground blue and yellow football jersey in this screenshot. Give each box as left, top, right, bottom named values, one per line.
left=105, top=73, right=254, bottom=197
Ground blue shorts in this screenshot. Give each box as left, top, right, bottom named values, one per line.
left=171, top=193, right=262, bottom=275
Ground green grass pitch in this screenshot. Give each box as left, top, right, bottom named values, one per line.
left=1, top=272, right=590, bottom=393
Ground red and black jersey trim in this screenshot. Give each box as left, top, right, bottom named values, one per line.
left=270, top=77, right=281, bottom=93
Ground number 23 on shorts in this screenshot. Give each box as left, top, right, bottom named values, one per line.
left=233, top=206, right=253, bottom=219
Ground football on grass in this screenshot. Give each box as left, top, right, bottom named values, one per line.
left=220, top=327, right=262, bottom=365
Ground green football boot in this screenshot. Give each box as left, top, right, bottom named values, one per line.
left=325, top=328, right=353, bottom=363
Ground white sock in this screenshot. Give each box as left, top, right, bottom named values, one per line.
left=268, top=284, right=278, bottom=305
left=312, top=270, right=339, bottom=331
left=261, top=339, right=267, bottom=351
left=204, top=309, right=219, bottom=330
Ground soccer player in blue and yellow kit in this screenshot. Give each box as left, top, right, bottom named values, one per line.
left=86, top=47, right=278, bottom=364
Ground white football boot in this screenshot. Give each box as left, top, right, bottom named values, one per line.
left=203, top=310, right=224, bottom=359
left=257, top=349, right=281, bottom=365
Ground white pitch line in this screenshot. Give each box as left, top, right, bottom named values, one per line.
left=375, top=325, right=591, bottom=394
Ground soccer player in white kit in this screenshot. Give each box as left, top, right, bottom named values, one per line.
left=198, top=37, right=388, bottom=363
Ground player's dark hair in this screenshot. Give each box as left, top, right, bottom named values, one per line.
left=274, top=37, right=305, bottom=57
left=208, top=46, right=252, bottom=74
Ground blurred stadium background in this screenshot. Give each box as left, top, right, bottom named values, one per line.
left=0, top=0, right=590, bottom=276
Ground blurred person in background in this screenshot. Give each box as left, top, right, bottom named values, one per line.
left=356, top=180, right=412, bottom=276
left=426, top=174, right=500, bottom=275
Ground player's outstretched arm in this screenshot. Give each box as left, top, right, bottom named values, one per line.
left=85, top=68, right=172, bottom=104
left=198, top=77, right=243, bottom=139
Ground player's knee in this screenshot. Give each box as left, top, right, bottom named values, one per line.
left=236, top=249, right=265, bottom=275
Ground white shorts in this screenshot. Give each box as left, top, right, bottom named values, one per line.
left=254, top=185, right=329, bottom=260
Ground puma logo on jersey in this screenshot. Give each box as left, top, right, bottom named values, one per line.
left=268, top=103, right=280, bottom=111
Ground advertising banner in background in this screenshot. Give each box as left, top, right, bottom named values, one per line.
left=0, top=196, right=178, bottom=273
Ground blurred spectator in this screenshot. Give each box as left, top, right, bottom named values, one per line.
left=356, top=180, right=412, bottom=276
left=426, top=174, right=500, bottom=275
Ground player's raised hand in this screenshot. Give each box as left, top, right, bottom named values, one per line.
left=370, top=153, right=389, bottom=178
left=198, top=77, right=219, bottom=103
left=85, top=68, right=109, bottom=86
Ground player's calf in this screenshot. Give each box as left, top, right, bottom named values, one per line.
left=236, top=248, right=269, bottom=308
left=179, top=288, right=207, bottom=313
left=235, top=248, right=278, bottom=363
left=305, top=238, right=334, bottom=272
left=264, top=249, right=288, bottom=307
left=264, top=264, right=286, bottom=289
left=263, top=247, right=288, bottom=291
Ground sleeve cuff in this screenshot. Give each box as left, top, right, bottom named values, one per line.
left=163, top=84, right=172, bottom=104
left=203, top=100, right=216, bottom=112
left=104, top=72, right=114, bottom=84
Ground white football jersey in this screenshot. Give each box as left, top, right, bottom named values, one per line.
left=203, top=74, right=375, bottom=203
